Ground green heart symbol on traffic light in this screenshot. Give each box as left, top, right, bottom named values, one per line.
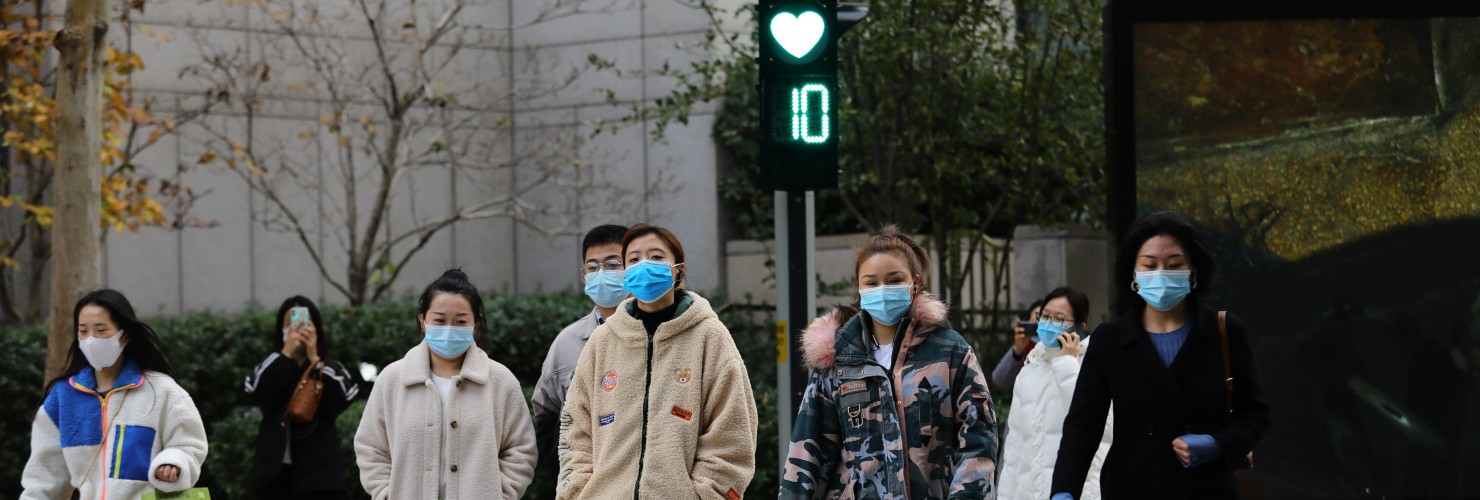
left=770, top=10, right=826, bottom=60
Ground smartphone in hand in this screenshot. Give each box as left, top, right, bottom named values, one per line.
left=290, top=306, right=310, bottom=329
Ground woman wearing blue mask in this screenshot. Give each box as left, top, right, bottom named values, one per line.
left=354, top=269, right=536, bottom=499
left=557, top=224, right=758, bottom=499
left=998, top=287, right=1113, bottom=500
left=1051, top=212, right=1271, bottom=500
left=780, top=225, right=998, bottom=499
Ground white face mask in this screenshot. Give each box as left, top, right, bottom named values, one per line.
left=80, top=330, right=126, bottom=371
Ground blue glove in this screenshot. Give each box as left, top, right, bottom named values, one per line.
left=1177, top=434, right=1222, bottom=468
left=1052, top=493, right=1076, bottom=500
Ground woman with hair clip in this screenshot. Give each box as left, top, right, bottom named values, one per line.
left=1052, top=211, right=1271, bottom=499
left=21, top=289, right=209, bottom=499
left=780, top=225, right=998, bottom=499
left=355, top=269, right=536, bottom=500
left=557, top=223, right=758, bottom=500
left=244, top=296, right=360, bottom=499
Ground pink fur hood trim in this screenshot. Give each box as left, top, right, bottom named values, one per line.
left=799, top=292, right=950, bottom=370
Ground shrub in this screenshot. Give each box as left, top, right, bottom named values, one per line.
left=0, top=290, right=786, bottom=499
left=0, top=324, right=47, bottom=498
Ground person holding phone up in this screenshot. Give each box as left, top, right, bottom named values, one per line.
left=244, top=296, right=360, bottom=499
left=997, top=288, right=1112, bottom=500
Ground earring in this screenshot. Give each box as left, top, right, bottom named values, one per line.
left=1130, top=281, right=1140, bottom=292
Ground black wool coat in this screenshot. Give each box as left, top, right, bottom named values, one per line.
left=1052, top=303, right=1271, bottom=499
left=244, top=352, right=360, bottom=495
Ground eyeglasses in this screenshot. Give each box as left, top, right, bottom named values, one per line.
left=583, top=259, right=625, bottom=273
left=1039, top=316, right=1073, bottom=329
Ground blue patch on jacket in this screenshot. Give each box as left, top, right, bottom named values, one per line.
left=42, top=359, right=145, bottom=449
left=109, top=424, right=156, bottom=481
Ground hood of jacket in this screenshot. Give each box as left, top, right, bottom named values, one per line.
left=800, top=291, right=950, bottom=371
left=606, top=290, right=717, bottom=345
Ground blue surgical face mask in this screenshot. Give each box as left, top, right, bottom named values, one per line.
left=1037, top=319, right=1067, bottom=349
left=584, top=269, right=628, bottom=308
left=1135, top=270, right=1193, bottom=312
left=623, top=260, right=677, bottom=304
left=859, top=284, right=913, bottom=326
left=424, top=324, right=475, bottom=359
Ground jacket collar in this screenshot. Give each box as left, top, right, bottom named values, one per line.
left=580, top=309, right=604, bottom=341
left=400, top=341, right=492, bottom=387
left=70, top=358, right=145, bottom=395
left=800, top=291, right=951, bottom=370
left=606, top=290, right=714, bottom=345
left=1116, top=298, right=1217, bottom=348
left=1114, top=301, right=1218, bottom=396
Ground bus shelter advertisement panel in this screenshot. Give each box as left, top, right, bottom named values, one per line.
left=1134, top=18, right=1480, bottom=498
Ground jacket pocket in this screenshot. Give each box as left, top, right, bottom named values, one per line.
left=108, top=424, right=157, bottom=481
left=836, top=379, right=887, bottom=471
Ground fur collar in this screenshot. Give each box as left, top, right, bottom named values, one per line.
left=800, top=291, right=950, bottom=370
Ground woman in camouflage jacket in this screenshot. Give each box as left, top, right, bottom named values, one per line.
left=780, top=227, right=999, bottom=499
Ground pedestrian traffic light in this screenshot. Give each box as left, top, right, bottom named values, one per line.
left=759, top=0, right=847, bottom=191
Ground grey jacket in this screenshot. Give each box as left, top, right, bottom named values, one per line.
left=533, top=309, right=602, bottom=486
left=991, top=348, right=1027, bottom=394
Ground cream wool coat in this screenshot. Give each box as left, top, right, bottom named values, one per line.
left=557, top=291, right=758, bottom=500
left=354, top=342, right=537, bottom=500
left=997, top=340, right=1113, bottom=500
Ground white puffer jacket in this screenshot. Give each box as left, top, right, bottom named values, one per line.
left=998, top=339, right=1112, bottom=500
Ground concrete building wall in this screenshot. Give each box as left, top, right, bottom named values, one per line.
left=72, top=0, right=734, bottom=315
left=1011, top=225, right=1114, bottom=324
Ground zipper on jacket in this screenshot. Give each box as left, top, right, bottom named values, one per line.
left=99, top=392, right=112, bottom=499
left=887, top=321, right=914, bottom=500
left=633, top=330, right=657, bottom=500
left=867, top=316, right=915, bottom=500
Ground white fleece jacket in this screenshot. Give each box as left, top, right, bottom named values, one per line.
left=21, top=359, right=208, bottom=500
left=354, top=342, right=537, bottom=500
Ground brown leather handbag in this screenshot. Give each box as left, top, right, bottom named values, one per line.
left=1218, top=311, right=1255, bottom=471
left=282, top=361, right=325, bottom=431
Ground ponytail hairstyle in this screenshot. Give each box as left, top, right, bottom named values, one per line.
left=417, top=269, right=487, bottom=334
left=44, top=289, right=174, bottom=395
left=842, top=225, right=932, bottom=322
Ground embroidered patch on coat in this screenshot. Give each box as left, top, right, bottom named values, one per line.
left=839, top=380, right=867, bottom=396
left=675, top=369, right=691, bottom=384
left=599, top=413, right=616, bottom=427
left=973, top=390, right=996, bottom=426
left=602, top=372, right=618, bottom=392
left=726, top=488, right=741, bottom=500
left=671, top=406, right=693, bottom=421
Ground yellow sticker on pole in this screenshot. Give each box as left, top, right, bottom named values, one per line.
left=776, top=321, right=788, bottom=363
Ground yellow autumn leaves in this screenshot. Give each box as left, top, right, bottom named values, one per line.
left=1140, top=108, right=1480, bottom=261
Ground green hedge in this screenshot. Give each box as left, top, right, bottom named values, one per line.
left=0, top=291, right=784, bottom=499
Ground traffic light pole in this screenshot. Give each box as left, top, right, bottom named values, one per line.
left=762, top=0, right=865, bottom=471
left=775, top=190, right=815, bottom=463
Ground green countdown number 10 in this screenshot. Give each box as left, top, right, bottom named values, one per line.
left=789, top=84, right=830, bottom=144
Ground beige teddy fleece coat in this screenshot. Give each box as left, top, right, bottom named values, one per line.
left=557, top=291, right=758, bottom=500
left=354, top=342, right=537, bottom=499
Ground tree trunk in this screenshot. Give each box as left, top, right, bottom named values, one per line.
left=46, top=0, right=109, bottom=383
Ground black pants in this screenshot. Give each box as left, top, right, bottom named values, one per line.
left=254, top=464, right=344, bottom=500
